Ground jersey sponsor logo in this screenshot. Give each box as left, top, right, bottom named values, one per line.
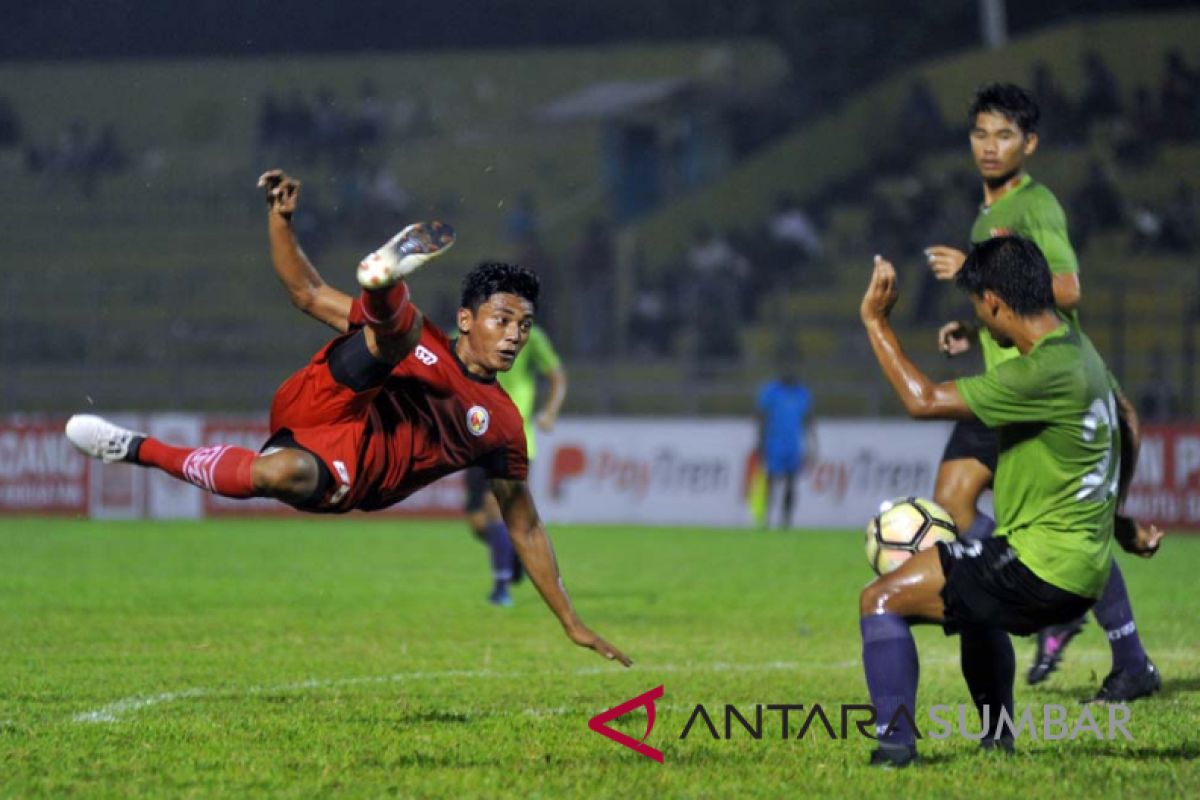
left=466, top=406, right=490, bottom=437
left=413, top=345, right=438, bottom=366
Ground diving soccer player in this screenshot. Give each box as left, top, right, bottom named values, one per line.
left=925, top=83, right=1159, bottom=699
left=859, top=237, right=1162, bottom=766
left=64, top=171, right=629, bottom=668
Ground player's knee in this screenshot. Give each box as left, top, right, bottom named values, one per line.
left=860, top=580, right=891, bottom=616
left=252, top=450, right=320, bottom=500
left=859, top=582, right=888, bottom=614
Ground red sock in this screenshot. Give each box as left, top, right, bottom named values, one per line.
left=358, top=280, right=417, bottom=337
left=136, top=438, right=257, bottom=498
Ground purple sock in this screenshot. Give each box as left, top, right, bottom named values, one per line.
left=961, top=512, right=995, bottom=542
left=485, top=521, right=514, bottom=586
left=1092, top=561, right=1148, bottom=673
left=860, top=613, right=919, bottom=746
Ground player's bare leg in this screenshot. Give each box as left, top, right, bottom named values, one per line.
left=858, top=547, right=1016, bottom=764
left=933, top=458, right=994, bottom=538
left=65, top=415, right=322, bottom=504
left=356, top=221, right=455, bottom=363
left=859, top=547, right=947, bottom=620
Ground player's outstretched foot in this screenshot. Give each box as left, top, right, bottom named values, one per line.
left=65, top=414, right=144, bottom=463
left=1087, top=659, right=1161, bottom=704
left=357, top=221, right=456, bottom=290
left=868, top=742, right=918, bottom=768
left=488, top=585, right=513, bottom=608
left=1027, top=619, right=1084, bottom=685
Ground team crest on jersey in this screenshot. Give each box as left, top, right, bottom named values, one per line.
left=466, top=405, right=490, bottom=436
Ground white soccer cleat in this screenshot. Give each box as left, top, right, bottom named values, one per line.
left=65, top=414, right=143, bottom=463
left=356, top=221, right=456, bottom=290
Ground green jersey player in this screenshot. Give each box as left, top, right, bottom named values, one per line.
left=464, top=324, right=567, bottom=606
left=925, top=83, right=1160, bottom=700
left=857, top=237, right=1162, bottom=767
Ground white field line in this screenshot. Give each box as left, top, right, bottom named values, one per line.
left=70, top=657, right=895, bottom=725
left=72, top=648, right=1186, bottom=726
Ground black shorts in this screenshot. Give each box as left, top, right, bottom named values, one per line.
left=941, top=418, right=999, bottom=473
left=463, top=466, right=489, bottom=513
left=937, top=538, right=1095, bottom=636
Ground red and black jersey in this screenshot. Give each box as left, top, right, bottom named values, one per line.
left=360, top=318, right=528, bottom=510
left=270, top=308, right=527, bottom=513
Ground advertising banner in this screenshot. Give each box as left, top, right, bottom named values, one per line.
left=528, top=419, right=954, bottom=528
left=2, top=415, right=1194, bottom=531
left=1124, top=424, right=1200, bottom=530
left=0, top=416, right=89, bottom=514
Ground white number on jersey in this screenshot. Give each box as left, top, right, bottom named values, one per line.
left=1077, top=391, right=1120, bottom=503
left=414, top=345, right=438, bottom=366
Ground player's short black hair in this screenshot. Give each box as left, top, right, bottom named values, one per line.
left=969, top=83, right=1040, bottom=135
left=956, top=236, right=1055, bottom=315
left=460, top=262, right=540, bottom=312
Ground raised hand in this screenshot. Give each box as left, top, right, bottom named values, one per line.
left=938, top=320, right=974, bottom=357
left=924, top=245, right=966, bottom=280
left=861, top=255, right=899, bottom=324
left=257, top=170, right=300, bottom=219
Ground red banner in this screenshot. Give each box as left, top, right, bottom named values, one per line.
left=0, top=414, right=463, bottom=519
left=1125, top=424, right=1200, bottom=531
left=0, top=417, right=88, bottom=514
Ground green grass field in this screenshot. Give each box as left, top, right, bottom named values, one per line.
left=1, top=518, right=1197, bottom=797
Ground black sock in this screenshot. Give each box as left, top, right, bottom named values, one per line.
left=960, top=626, right=1014, bottom=740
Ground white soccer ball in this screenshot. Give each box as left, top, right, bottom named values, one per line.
left=865, top=496, right=959, bottom=576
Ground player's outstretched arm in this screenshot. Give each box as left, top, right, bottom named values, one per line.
left=927, top=243, right=1081, bottom=312
left=257, top=170, right=353, bottom=332
left=491, top=478, right=632, bottom=666
left=862, top=255, right=975, bottom=421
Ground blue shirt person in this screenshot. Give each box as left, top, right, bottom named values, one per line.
left=756, top=369, right=816, bottom=529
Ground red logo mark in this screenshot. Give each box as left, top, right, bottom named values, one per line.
left=588, top=685, right=665, bottom=762
left=550, top=445, right=587, bottom=499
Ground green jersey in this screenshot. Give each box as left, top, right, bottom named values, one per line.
left=497, top=326, right=561, bottom=461
left=970, top=175, right=1079, bottom=369
left=956, top=324, right=1119, bottom=598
